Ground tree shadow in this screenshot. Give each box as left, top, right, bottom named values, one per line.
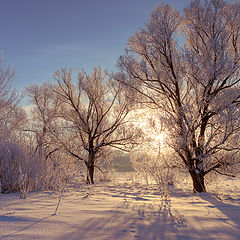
left=0, top=215, right=54, bottom=239
left=57, top=194, right=186, bottom=240
left=199, top=192, right=240, bottom=229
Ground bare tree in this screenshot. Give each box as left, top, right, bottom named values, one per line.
left=0, top=57, right=24, bottom=132
left=52, top=67, right=137, bottom=184
left=0, top=57, right=27, bottom=192
left=25, top=83, right=61, bottom=157
left=116, top=0, right=240, bottom=192
left=25, top=83, right=74, bottom=190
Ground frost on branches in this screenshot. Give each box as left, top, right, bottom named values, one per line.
left=116, top=0, right=240, bottom=192
left=0, top=58, right=27, bottom=193
left=50, top=67, right=138, bottom=184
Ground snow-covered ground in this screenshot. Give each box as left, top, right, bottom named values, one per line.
left=0, top=173, right=240, bottom=240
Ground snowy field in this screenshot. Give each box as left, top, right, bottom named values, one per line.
left=0, top=173, right=240, bottom=240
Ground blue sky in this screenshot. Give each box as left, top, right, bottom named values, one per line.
left=0, top=0, right=190, bottom=91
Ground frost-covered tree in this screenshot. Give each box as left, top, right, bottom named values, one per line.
left=0, top=58, right=27, bottom=192
left=25, top=83, right=61, bottom=158
left=25, top=83, right=76, bottom=190
left=52, top=67, right=137, bottom=184
left=0, top=58, right=25, bottom=132
left=116, top=0, right=240, bottom=192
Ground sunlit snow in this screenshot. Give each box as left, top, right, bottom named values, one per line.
left=0, top=173, right=239, bottom=240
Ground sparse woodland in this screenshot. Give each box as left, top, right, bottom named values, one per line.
left=0, top=0, right=240, bottom=194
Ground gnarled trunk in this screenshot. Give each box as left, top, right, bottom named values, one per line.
left=189, top=169, right=206, bottom=192
left=86, top=163, right=94, bottom=184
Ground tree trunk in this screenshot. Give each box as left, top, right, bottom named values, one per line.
left=86, top=163, right=94, bottom=184
left=189, top=169, right=206, bottom=192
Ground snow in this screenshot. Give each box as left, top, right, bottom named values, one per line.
left=0, top=174, right=240, bottom=240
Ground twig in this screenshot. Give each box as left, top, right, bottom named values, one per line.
left=54, top=178, right=67, bottom=215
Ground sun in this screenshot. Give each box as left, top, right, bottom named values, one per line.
left=150, top=131, right=167, bottom=151
left=153, top=132, right=165, bottom=144
left=139, top=120, right=167, bottom=148
left=130, top=108, right=168, bottom=152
